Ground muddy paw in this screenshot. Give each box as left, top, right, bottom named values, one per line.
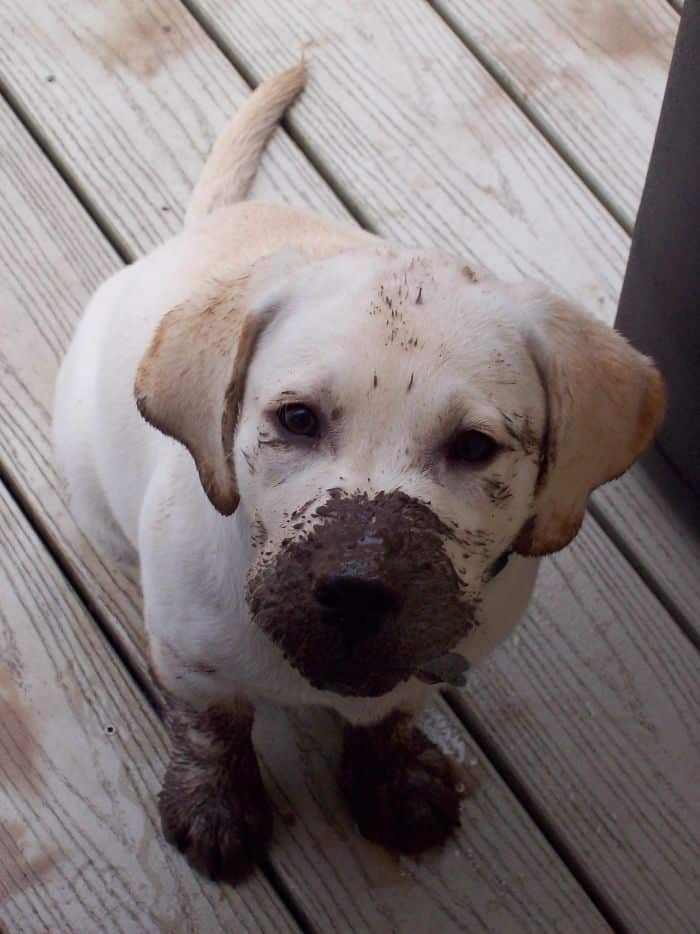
left=159, top=756, right=273, bottom=882
left=341, top=719, right=463, bottom=853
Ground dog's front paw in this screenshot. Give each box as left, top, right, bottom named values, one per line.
left=159, top=747, right=273, bottom=882
left=341, top=716, right=463, bottom=854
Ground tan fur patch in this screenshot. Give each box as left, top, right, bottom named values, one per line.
left=636, top=365, right=667, bottom=451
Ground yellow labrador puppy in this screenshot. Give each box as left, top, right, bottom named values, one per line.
left=54, top=63, right=665, bottom=881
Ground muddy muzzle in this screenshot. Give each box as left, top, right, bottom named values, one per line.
left=246, top=490, right=477, bottom=697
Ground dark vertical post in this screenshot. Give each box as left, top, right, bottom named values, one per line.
left=615, top=0, right=700, bottom=495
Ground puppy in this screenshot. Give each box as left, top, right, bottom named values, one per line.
left=53, top=62, right=665, bottom=881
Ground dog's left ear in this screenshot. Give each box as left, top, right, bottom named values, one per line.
left=135, top=250, right=305, bottom=515
left=513, top=287, right=666, bottom=556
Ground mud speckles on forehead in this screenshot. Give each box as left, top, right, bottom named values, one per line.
left=366, top=260, right=433, bottom=350
left=364, top=253, right=483, bottom=357
left=482, top=351, right=520, bottom=389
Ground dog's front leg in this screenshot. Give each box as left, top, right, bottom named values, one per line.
left=340, top=710, right=464, bottom=854
left=158, top=697, right=273, bottom=882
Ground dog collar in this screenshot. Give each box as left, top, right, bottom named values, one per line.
left=489, top=549, right=513, bottom=580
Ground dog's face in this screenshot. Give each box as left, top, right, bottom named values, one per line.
left=234, top=250, right=543, bottom=695
left=136, top=245, right=665, bottom=698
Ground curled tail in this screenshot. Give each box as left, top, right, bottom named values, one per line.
left=186, top=61, right=307, bottom=226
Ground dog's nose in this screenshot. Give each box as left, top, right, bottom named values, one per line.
left=314, top=574, right=401, bottom=638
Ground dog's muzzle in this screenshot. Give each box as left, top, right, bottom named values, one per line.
left=246, top=489, right=478, bottom=697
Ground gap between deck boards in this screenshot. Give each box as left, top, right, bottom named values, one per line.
left=0, top=79, right=132, bottom=263
left=426, top=0, right=633, bottom=236
left=589, top=455, right=700, bottom=654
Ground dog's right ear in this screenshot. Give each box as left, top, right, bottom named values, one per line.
left=134, top=250, right=305, bottom=515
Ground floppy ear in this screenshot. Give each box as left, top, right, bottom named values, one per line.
left=513, top=288, right=666, bottom=556
left=134, top=250, right=305, bottom=515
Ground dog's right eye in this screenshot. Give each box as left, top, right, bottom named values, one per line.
left=278, top=403, right=319, bottom=437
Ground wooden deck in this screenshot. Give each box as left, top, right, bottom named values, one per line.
left=1, top=1, right=698, bottom=931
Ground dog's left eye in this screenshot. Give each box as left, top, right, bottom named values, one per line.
left=449, top=429, right=498, bottom=464
left=278, top=403, right=319, bottom=437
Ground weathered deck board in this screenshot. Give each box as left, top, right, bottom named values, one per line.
left=592, top=449, right=700, bottom=642
left=430, top=0, right=678, bottom=230
left=191, top=0, right=628, bottom=322
left=0, top=34, right=608, bottom=934
left=0, top=0, right=346, bottom=257
left=450, top=513, right=700, bottom=934
left=0, top=484, right=297, bottom=934
left=0, top=100, right=147, bottom=680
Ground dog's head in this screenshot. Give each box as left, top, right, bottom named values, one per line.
left=136, top=246, right=665, bottom=696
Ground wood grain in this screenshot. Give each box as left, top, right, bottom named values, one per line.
left=592, top=449, right=700, bottom=641
left=192, top=0, right=628, bottom=323
left=0, top=0, right=348, bottom=258
left=0, top=485, right=297, bottom=933
left=0, top=40, right=608, bottom=934
left=0, top=100, right=150, bottom=682
left=430, top=0, right=678, bottom=230
left=450, top=513, right=700, bottom=934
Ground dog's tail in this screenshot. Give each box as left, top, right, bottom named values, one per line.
left=185, top=61, right=307, bottom=227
